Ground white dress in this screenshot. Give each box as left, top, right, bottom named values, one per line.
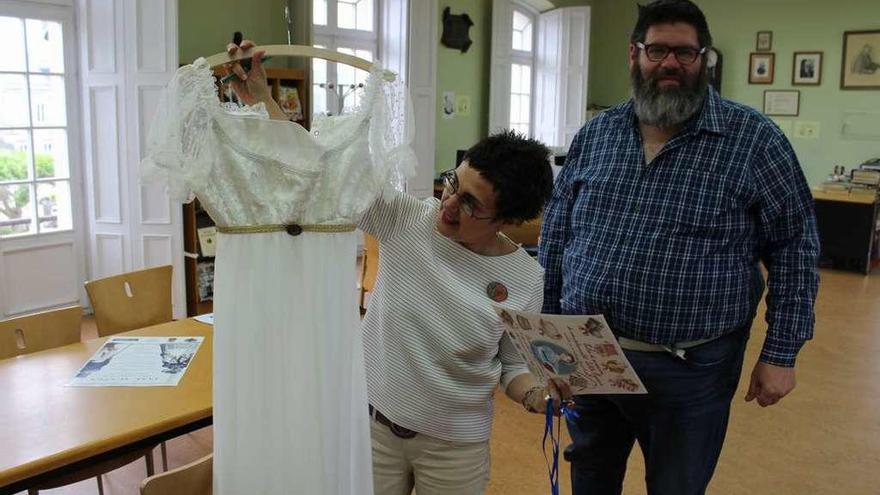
left=141, top=58, right=415, bottom=494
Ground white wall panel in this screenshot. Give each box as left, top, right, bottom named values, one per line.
left=138, top=85, right=171, bottom=224
left=95, top=233, right=125, bottom=278
left=142, top=234, right=172, bottom=268
left=90, top=85, right=122, bottom=223
left=2, top=243, right=79, bottom=315
left=86, top=0, right=115, bottom=73
left=136, top=0, right=166, bottom=72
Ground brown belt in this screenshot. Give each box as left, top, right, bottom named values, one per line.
left=369, top=404, right=418, bottom=439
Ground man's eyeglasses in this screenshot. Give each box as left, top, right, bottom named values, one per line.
left=439, top=169, right=495, bottom=220
left=635, top=42, right=707, bottom=65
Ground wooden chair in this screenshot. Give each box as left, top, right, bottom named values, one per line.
left=140, top=454, right=212, bottom=495
left=0, top=305, right=81, bottom=360
left=0, top=305, right=156, bottom=495
left=359, top=234, right=380, bottom=313
left=84, top=265, right=174, bottom=474
left=85, top=265, right=173, bottom=337
left=501, top=217, right=542, bottom=246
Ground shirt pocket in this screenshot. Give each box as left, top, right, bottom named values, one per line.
left=666, top=168, right=728, bottom=239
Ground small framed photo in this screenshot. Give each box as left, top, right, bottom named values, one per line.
left=756, top=31, right=773, bottom=51
left=841, top=30, right=880, bottom=90
left=763, top=90, right=800, bottom=117
left=792, top=52, right=823, bottom=85
left=749, top=52, right=775, bottom=84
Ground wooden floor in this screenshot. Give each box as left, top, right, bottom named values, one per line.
left=21, top=269, right=880, bottom=494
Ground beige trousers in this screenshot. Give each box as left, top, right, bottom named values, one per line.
left=370, top=418, right=491, bottom=495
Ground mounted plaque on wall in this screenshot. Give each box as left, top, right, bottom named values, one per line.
left=441, top=7, right=474, bottom=53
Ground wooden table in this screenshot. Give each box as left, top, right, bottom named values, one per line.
left=0, top=319, right=213, bottom=494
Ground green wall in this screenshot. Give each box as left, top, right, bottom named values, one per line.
left=179, top=0, right=309, bottom=69
left=587, top=0, right=880, bottom=185
left=433, top=0, right=597, bottom=174
left=434, top=0, right=493, bottom=173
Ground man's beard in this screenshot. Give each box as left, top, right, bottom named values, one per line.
left=631, top=62, right=709, bottom=128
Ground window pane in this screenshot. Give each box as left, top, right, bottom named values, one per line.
left=338, top=1, right=356, bottom=29
left=511, top=64, right=520, bottom=93
left=33, top=129, right=68, bottom=179
left=521, top=65, right=531, bottom=93
left=512, top=11, right=532, bottom=52
left=511, top=123, right=529, bottom=135
left=29, top=75, right=66, bottom=127
left=312, top=56, right=327, bottom=116
left=510, top=94, right=521, bottom=126
left=513, top=11, right=529, bottom=31
left=36, top=180, right=71, bottom=232
left=0, top=74, right=31, bottom=127
left=26, top=19, right=64, bottom=74
left=0, top=17, right=27, bottom=72
left=313, top=0, right=328, bottom=25
left=520, top=94, right=530, bottom=122
left=356, top=0, right=374, bottom=31
left=0, top=130, right=32, bottom=182
left=0, top=183, right=34, bottom=236
left=337, top=47, right=371, bottom=112
left=312, top=84, right=327, bottom=115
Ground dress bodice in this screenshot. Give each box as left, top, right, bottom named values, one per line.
left=141, top=57, right=415, bottom=226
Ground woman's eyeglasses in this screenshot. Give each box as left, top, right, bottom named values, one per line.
left=439, top=169, right=495, bottom=220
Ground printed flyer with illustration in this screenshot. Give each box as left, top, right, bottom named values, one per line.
left=494, top=307, right=647, bottom=395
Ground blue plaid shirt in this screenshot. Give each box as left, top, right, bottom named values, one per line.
left=539, top=87, right=819, bottom=367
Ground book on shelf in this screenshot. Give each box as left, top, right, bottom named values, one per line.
left=197, top=226, right=217, bottom=257
left=852, top=169, right=880, bottom=186
left=197, top=261, right=214, bottom=302
left=279, top=86, right=303, bottom=121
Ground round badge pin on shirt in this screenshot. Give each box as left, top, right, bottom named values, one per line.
left=486, top=281, right=508, bottom=302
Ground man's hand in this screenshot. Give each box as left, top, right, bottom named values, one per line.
left=745, top=361, right=795, bottom=407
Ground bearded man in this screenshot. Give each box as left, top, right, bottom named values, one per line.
left=538, top=1, right=820, bottom=494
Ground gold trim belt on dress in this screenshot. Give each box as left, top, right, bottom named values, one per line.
left=216, top=223, right=356, bottom=236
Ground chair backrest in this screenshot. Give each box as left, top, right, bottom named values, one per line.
left=362, top=234, right=380, bottom=294
left=502, top=217, right=542, bottom=246
left=0, top=305, right=82, bottom=359
left=140, top=453, right=212, bottom=495
left=85, top=265, right=173, bottom=337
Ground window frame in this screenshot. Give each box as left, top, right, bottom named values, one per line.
left=312, top=0, right=380, bottom=117
left=509, top=3, right=537, bottom=136
left=0, top=6, right=80, bottom=240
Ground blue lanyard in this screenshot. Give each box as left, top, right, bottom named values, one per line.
left=543, top=398, right=580, bottom=495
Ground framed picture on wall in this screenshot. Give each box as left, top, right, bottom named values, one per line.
left=763, top=90, right=800, bottom=116
left=749, top=52, right=775, bottom=84
left=841, top=30, right=880, bottom=90
left=792, top=52, right=823, bottom=85
left=756, top=31, right=773, bottom=51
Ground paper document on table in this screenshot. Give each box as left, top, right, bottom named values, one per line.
left=493, top=307, right=647, bottom=395
left=68, top=336, right=204, bottom=387
left=193, top=313, right=214, bottom=325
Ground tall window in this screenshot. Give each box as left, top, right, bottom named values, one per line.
left=313, top=0, right=378, bottom=117
left=0, top=16, right=72, bottom=237
left=510, top=8, right=534, bottom=135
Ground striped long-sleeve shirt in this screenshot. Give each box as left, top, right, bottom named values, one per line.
left=540, top=87, right=819, bottom=367
left=358, top=191, right=542, bottom=442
